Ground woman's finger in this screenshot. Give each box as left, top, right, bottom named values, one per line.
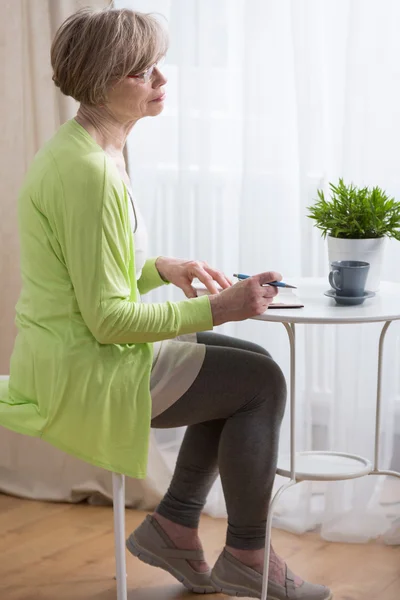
left=261, top=284, right=279, bottom=298
left=203, top=266, right=232, bottom=289
left=180, top=281, right=199, bottom=298
left=192, top=266, right=220, bottom=295
left=257, top=271, right=282, bottom=286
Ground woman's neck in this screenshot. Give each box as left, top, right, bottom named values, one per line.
left=75, top=104, right=137, bottom=156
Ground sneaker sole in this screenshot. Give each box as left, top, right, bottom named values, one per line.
left=210, top=571, right=334, bottom=600
left=126, top=534, right=216, bottom=595
left=211, top=571, right=259, bottom=598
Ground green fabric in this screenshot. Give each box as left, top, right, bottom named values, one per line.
left=0, top=119, right=213, bottom=478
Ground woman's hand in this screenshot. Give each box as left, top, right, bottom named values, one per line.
left=209, top=271, right=282, bottom=326
left=155, top=256, right=232, bottom=297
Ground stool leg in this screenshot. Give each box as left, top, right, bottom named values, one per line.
left=112, top=472, right=127, bottom=600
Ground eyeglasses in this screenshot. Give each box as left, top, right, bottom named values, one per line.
left=127, top=57, right=165, bottom=84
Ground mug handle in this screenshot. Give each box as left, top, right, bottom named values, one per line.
left=329, top=269, right=341, bottom=291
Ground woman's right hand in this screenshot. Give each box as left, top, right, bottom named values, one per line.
left=209, top=272, right=282, bottom=326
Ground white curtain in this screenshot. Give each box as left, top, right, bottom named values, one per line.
left=117, top=0, right=400, bottom=543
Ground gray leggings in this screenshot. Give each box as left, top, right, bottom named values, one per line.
left=151, top=332, right=287, bottom=550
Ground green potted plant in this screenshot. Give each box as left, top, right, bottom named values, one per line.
left=307, top=179, right=400, bottom=291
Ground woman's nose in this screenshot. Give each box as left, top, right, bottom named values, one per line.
left=153, top=68, right=167, bottom=87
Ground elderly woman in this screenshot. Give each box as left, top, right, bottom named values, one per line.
left=3, top=7, right=331, bottom=600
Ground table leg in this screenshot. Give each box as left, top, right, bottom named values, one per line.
left=261, top=322, right=298, bottom=600
left=371, top=320, right=400, bottom=480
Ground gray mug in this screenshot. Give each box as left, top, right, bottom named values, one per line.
left=329, top=260, right=370, bottom=297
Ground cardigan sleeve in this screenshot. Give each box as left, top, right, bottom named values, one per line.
left=137, top=257, right=170, bottom=295
left=60, top=156, right=213, bottom=345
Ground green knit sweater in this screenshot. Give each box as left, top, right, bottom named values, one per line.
left=0, top=119, right=213, bottom=478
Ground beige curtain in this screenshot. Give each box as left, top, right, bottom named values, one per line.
left=0, top=0, right=170, bottom=507
left=0, top=0, right=108, bottom=373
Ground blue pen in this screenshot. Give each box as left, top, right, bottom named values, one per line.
left=233, top=273, right=297, bottom=289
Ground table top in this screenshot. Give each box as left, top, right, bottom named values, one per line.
left=253, top=278, right=400, bottom=324
left=193, top=278, right=400, bottom=324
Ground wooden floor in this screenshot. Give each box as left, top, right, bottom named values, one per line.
left=0, top=493, right=398, bottom=600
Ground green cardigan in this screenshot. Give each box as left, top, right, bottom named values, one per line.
left=0, top=119, right=213, bottom=478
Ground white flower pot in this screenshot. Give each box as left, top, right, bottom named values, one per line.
left=327, top=236, right=386, bottom=292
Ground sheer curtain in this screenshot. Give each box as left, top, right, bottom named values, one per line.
left=117, top=0, right=400, bottom=543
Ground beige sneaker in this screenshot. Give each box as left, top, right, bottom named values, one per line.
left=211, top=549, right=332, bottom=599
left=126, top=515, right=215, bottom=594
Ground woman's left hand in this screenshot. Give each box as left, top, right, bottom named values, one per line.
left=155, top=257, right=232, bottom=298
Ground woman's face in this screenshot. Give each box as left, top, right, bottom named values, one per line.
left=107, top=62, right=167, bottom=123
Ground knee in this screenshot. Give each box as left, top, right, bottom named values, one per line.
left=254, top=355, right=287, bottom=419
left=246, top=340, right=273, bottom=359
left=267, top=358, right=287, bottom=409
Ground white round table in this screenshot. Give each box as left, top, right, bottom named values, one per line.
left=252, top=278, right=400, bottom=599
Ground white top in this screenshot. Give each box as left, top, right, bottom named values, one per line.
left=127, top=192, right=206, bottom=419
left=252, top=278, right=400, bottom=325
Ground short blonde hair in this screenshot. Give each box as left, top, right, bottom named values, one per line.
left=51, top=7, right=168, bottom=105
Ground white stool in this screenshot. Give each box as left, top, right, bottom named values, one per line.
left=112, top=472, right=128, bottom=600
